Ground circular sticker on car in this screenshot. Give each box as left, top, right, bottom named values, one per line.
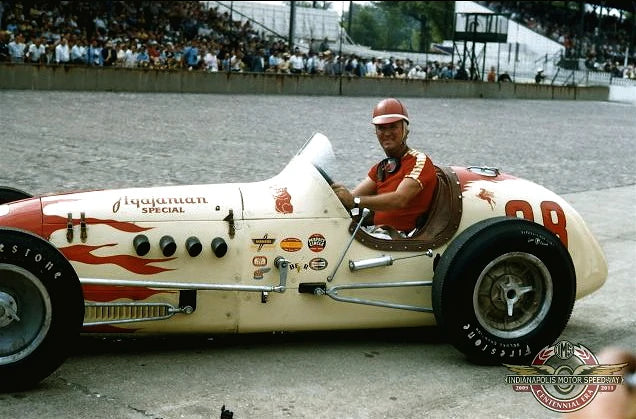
left=307, top=234, right=326, bottom=252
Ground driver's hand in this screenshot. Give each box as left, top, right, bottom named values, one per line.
left=331, top=183, right=354, bottom=209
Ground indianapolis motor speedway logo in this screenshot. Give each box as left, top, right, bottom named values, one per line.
left=504, top=340, right=627, bottom=413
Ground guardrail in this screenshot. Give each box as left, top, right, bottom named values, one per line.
left=0, top=63, right=610, bottom=101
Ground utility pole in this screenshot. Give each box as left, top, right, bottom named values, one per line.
left=289, top=1, right=296, bottom=50
left=347, top=1, right=353, bottom=36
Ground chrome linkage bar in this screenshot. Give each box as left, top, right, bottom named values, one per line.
left=79, top=256, right=289, bottom=294
left=321, top=280, right=434, bottom=313
left=328, top=208, right=371, bottom=282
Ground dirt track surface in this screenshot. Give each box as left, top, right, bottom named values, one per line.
left=1, top=92, right=634, bottom=419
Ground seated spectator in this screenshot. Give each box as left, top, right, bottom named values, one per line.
left=498, top=71, right=512, bottom=82
left=407, top=65, right=426, bottom=80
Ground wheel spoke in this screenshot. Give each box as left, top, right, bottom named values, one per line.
left=506, top=297, right=515, bottom=317
left=517, top=285, right=534, bottom=297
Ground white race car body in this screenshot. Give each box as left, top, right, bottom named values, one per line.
left=0, top=133, right=607, bottom=388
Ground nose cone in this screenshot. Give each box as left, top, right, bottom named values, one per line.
left=0, top=198, right=43, bottom=237
left=576, top=232, right=608, bottom=298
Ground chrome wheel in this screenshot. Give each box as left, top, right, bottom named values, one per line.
left=473, top=252, right=553, bottom=339
left=0, top=263, right=52, bottom=365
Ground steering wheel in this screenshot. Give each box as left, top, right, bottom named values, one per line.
left=314, top=165, right=334, bottom=186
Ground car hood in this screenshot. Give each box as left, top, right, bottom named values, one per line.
left=0, top=156, right=347, bottom=240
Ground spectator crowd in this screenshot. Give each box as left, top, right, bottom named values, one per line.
left=0, top=1, right=467, bottom=80
left=0, top=1, right=633, bottom=80
left=481, top=1, right=635, bottom=79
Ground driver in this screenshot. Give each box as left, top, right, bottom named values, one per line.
left=331, top=98, right=438, bottom=234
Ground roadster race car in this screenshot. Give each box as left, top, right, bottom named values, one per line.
left=0, top=133, right=607, bottom=391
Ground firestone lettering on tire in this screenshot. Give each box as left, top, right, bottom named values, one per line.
left=0, top=242, right=62, bottom=279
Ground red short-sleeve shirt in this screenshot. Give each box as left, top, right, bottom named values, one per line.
left=368, top=149, right=437, bottom=231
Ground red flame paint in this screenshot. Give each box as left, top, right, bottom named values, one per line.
left=81, top=324, right=140, bottom=333
left=61, top=243, right=175, bottom=275
left=44, top=214, right=153, bottom=233
left=453, top=166, right=517, bottom=192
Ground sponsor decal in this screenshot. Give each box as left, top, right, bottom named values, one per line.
left=307, top=234, right=326, bottom=252
left=251, top=234, right=276, bottom=251
left=272, top=187, right=293, bottom=214
left=252, top=256, right=267, bottom=267
left=112, top=196, right=208, bottom=214
left=309, top=257, right=328, bottom=271
left=455, top=167, right=516, bottom=192
left=504, top=340, right=628, bottom=413
left=253, top=268, right=271, bottom=280
left=477, top=188, right=496, bottom=210
left=280, top=237, right=302, bottom=252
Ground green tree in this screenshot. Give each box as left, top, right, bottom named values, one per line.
left=348, top=6, right=384, bottom=49
left=376, top=1, right=454, bottom=52
left=347, top=1, right=455, bottom=52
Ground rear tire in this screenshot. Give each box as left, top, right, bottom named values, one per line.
left=0, top=228, right=84, bottom=391
left=432, top=217, right=576, bottom=364
left=0, top=187, right=32, bottom=205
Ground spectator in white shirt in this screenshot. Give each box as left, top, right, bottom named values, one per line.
left=55, top=37, right=70, bottom=64
left=289, top=49, right=304, bottom=74
left=26, top=37, right=46, bottom=63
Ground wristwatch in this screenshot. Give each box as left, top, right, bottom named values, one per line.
left=351, top=196, right=361, bottom=216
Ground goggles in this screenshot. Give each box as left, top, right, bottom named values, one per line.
left=376, top=157, right=401, bottom=182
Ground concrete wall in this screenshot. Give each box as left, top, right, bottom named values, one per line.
left=0, top=64, right=609, bottom=101
left=608, top=85, right=636, bottom=104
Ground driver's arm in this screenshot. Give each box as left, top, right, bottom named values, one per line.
left=332, top=177, right=375, bottom=210
left=352, top=177, right=376, bottom=197
left=357, top=177, right=422, bottom=210
left=332, top=177, right=421, bottom=211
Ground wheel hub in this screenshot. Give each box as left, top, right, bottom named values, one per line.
left=473, top=252, right=553, bottom=339
left=0, top=291, right=20, bottom=327
left=0, top=263, right=52, bottom=365
left=497, top=276, right=535, bottom=317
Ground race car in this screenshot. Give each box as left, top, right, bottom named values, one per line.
left=0, top=133, right=607, bottom=391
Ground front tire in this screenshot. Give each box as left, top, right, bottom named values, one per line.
left=432, top=217, right=576, bottom=364
left=0, top=228, right=84, bottom=391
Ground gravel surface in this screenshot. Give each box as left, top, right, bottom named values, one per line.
left=1, top=91, right=634, bottom=195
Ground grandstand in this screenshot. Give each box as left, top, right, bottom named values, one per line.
left=210, top=0, right=634, bottom=86
left=211, top=1, right=341, bottom=51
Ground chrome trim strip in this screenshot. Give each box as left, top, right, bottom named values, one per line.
left=80, top=277, right=280, bottom=292
left=83, top=302, right=179, bottom=327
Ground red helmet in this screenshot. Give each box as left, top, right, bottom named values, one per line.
left=371, top=98, right=409, bottom=125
